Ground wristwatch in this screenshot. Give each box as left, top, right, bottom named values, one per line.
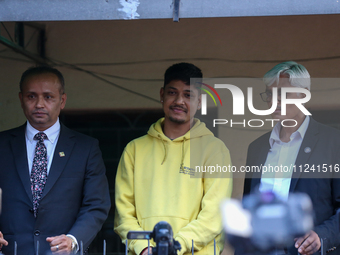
left=66, top=235, right=78, bottom=254
left=71, top=239, right=77, bottom=253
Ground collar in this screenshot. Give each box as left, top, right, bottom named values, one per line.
left=269, top=115, right=310, bottom=147
left=26, top=118, right=61, bottom=144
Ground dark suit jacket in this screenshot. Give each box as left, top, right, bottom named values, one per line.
left=244, top=118, right=340, bottom=255
left=0, top=123, right=111, bottom=255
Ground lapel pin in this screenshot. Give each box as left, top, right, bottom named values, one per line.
left=304, top=147, right=311, bottom=153
left=59, top=152, right=65, bottom=157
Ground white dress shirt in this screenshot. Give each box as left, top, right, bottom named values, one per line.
left=26, top=119, right=61, bottom=175
left=260, top=116, right=310, bottom=201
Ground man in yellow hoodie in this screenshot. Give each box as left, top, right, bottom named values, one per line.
left=114, top=63, right=233, bottom=255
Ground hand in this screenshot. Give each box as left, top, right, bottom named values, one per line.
left=0, top=231, right=8, bottom=250
left=294, top=230, right=321, bottom=255
left=140, top=247, right=152, bottom=255
left=46, top=234, right=72, bottom=254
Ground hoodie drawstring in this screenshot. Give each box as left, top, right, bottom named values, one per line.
left=160, top=135, right=167, bottom=165
left=159, top=135, right=187, bottom=170
left=180, top=137, right=186, bottom=172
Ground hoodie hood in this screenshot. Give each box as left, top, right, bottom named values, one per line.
left=147, top=118, right=214, bottom=168
left=147, top=117, right=213, bottom=141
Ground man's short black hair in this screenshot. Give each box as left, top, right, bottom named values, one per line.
left=164, top=62, right=203, bottom=88
left=20, top=65, right=65, bottom=94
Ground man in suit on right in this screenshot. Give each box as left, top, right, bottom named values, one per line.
left=243, top=61, right=340, bottom=255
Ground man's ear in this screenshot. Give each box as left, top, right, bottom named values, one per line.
left=298, top=88, right=309, bottom=99
left=160, top=87, right=164, bottom=103
left=197, top=94, right=201, bottom=110
left=303, top=88, right=310, bottom=98
left=60, top=93, right=67, bottom=110
left=19, top=92, right=24, bottom=109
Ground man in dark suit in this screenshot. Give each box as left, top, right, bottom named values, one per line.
left=243, top=61, right=340, bottom=255
left=0, top=66, right=111, bottom=255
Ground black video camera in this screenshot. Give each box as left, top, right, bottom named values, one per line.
left=221, top=191, right=314, bottom=255
left=127, top=221, right=181, bottom=255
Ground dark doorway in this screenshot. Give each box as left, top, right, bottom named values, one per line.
left=60, top=109, right=164, bottom=255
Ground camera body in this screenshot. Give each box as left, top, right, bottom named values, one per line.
left=221, top=191, right=314, bottom=255
left=127, top=221, right=181, bottom=255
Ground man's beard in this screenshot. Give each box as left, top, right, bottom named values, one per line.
left=169, top=116, right=185, bottom=124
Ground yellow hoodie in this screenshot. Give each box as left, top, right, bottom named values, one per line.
left=114, top=118, right=232, bottom=255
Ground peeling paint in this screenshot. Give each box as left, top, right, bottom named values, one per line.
left=118, top=0, right=140, bottom=20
